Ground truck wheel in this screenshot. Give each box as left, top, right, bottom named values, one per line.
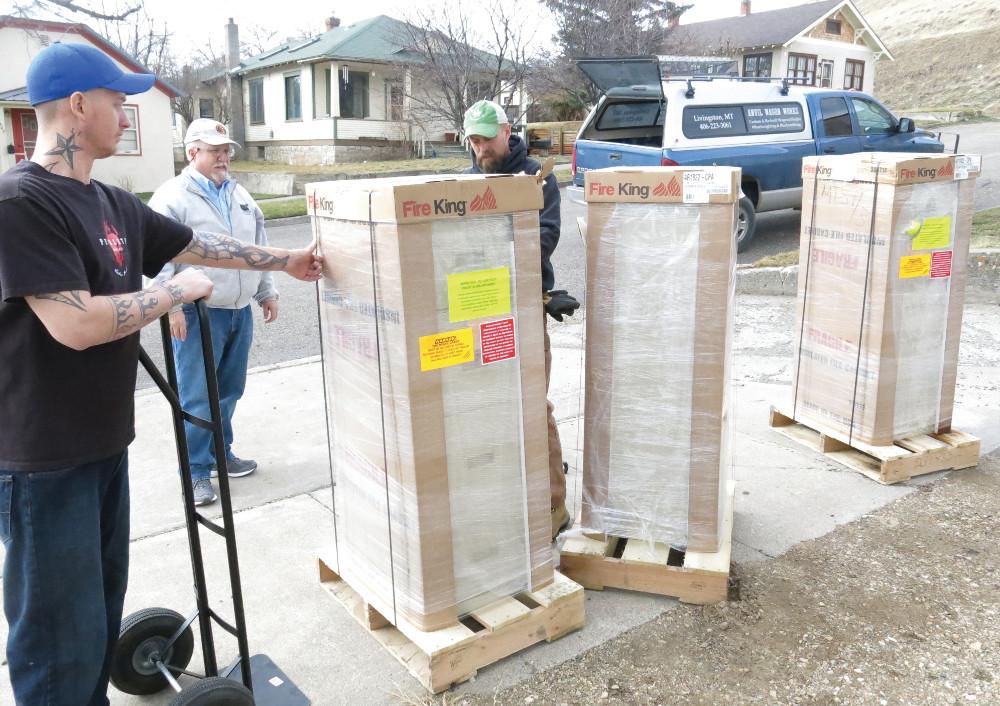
left=737, top=197, right=757, bottom=252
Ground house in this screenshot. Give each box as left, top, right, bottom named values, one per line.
left=225, top=14, right=525, bottom=165
left=666, top=0, right=892, bottom=93
left=0, top=16, right=179, bottom=192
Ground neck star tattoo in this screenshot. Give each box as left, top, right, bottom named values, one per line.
left=45, top=130, right=83, bottom=169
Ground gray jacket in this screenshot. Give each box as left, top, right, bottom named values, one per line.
left=149, top=165, right=277, bottom=310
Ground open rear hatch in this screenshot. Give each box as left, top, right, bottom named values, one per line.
left=576, top=56, right=664, bottom=99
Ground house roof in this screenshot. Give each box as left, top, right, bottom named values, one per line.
left=0, top=15, right=180, bottom=98
left=667, top=0, right=890, bottom=58
left=0, top=86, right=29, bottom=102
left=237, top=15, right=420, bottom=75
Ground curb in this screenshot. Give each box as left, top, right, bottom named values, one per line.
left=737, top=249, right=1000, bottom=303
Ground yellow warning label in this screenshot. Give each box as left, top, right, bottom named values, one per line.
left=419, top=328, right=475, bottom=372
left=908, top=216, right=952, bottom=250
left=899, top=254, right=932, bottom=279
left=447, top=267, right=511, bottom=323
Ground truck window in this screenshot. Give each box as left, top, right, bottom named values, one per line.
left=596, top=101, right=664, bottom=130
left=820, top=96, right=852, bottom=136
left=681, top=102, right=805, bottom=139
left=851, top=98, right=895, bottom=135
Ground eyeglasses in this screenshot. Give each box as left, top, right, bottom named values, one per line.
left=196, top=145, right=235, bottom=158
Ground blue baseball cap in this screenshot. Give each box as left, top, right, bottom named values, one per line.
left=27, top=42, right=156, bottom=106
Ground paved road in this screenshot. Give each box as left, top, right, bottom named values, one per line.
left=137, top=120, right=1000, bottom=387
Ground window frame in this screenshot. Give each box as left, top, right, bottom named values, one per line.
left=284, top=72, right=302, bottom=122
left=825, top=19, right=842, bottom=35
left=786, top=52, right=817, bottom=86
left=851, top=96, right=895, bottom=135
left=844, top=59, right=865, bottom=91
left=819, top=96, right=853, bottom=137
left=742, top=52, right=772, bottom=79
left=338, top=70, right=370, bottom=119
left=198, top=98, right=214, bottom=119
left=116, top=104, right=141, bottom=156
left=248, top=78, right=265, bottom=125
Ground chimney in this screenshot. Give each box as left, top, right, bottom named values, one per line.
left=325, top=15, right=340, bottom=32
left=668, top=14, right=680, bottom=29
left=741, top=0, right=751, bottom=15
left=224, top=18, right=246, bottom=149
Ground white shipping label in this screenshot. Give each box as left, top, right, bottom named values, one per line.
left=682, top=170, right=730, bottom=203
left=954, top=155, right=981, bottom=180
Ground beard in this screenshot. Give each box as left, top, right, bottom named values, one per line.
left=477, top=154, right=503, bottom=173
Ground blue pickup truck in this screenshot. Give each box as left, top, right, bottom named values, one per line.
left=571, top=58, right=944, bottom=249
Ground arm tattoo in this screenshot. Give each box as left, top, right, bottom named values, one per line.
left=35, top=290, right=87, bottom=311
left=108, top=294, right=136, bottom=338
left=45, top=130, right=83, bottom=170
left=163, top=282, right=184, bottom=306
left=185, top=231, right=289, bottom=270
left=106, top=284, right=176, bottom=340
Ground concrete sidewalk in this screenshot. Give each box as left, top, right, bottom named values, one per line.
left=0, top=296, right=998, bottom=705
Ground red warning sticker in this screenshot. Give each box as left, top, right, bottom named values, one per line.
left=930, top=250, right=953, bottom=278
left=480, top=317, right=516, bottom=365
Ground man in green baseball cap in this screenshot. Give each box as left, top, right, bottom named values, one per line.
left=463, top=98, right=579, bottom=540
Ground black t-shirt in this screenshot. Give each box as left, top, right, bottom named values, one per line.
left=0, top=161, right=193, bottom=471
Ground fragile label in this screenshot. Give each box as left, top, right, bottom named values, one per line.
left=931, top=250, right=953, bottom=278
left=899, top=254, right=931, bottom=279
left=906, top=216, right=952, bottom=250
left=419, top=328, right=474, bottom=371
left=480, top=317, right=516, bottom=365
left=682, top=170, right=731, bottom=203
left=447, top=267, right=511, bottom=323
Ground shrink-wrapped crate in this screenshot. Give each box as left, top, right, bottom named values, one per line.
left=793, top=153, right=981, bottom=445
left=582, top=166, right=739, bottom=552
left=308, top=173, right=552, bottom=631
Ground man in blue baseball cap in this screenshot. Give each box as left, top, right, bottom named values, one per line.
left=463, top=99, right=579, bottom=541
left=0, top=42, right=323, bottom=704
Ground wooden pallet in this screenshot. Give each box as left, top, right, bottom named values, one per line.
left=769, top=406, right=980, bottom=484
left=317, top=557, right=585, bottom=693
left=559, top=482, right=734, bottom=604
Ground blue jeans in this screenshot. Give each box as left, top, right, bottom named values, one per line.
left=0, top=451, right=130, bottom=706
left=173, top=304, right=253, bottom=481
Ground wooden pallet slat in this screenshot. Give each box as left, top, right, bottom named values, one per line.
left=317, top=555, right=585, bottom=693
left=769, top=405, right=980, bottom=484
left=560, top=482, right=734, bottom=605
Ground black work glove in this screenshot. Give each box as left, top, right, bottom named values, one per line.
left=544, top=290, right=580, bottom=322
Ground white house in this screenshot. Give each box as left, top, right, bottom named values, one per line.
left=667, top=0, right=893, bottom=93
left=0, top=16, right=178, bottom=192
left=226, top=14, right=526, bottom=165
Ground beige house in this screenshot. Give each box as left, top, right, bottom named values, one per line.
left=668, top=0, right=893, bottom=93
left=0, top=16, right=178, bottom=192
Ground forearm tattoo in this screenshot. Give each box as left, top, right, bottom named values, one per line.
left=106, top=285, right=179, bottom=340
left=185, top=231, right=289, bottom=270
left=34, top=290, right=87, bottom=311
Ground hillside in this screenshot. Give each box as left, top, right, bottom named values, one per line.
left=853, top=0, right=1000, bottom=114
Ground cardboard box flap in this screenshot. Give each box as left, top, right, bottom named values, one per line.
left=802, top=153, right=982, bottom=186
left=585, top=166, right=741, bottom=204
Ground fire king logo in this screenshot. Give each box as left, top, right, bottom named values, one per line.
left=652, top=177, right=681, bottom=197
left=937, top=160, right=954, bottom=179
left=469, top=186, right=497, bottom=212
left=99, top=221, right=128, bottom=277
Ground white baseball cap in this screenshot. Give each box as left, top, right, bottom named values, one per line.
left=184, top=118, right=240, bottom=147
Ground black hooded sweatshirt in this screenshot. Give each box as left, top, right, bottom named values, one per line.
left=466, top=135, right=561, bottom=291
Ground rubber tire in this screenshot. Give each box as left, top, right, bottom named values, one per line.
left=737, top=196, right=757, bottom=252
left=110, top=607, right=195, bottom=696
left=168, top=676, right=255, bottom=706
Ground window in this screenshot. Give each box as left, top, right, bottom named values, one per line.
left=468, top=80, right=495, bottom=102
left=385, top=80, right=403, bottom=121
left=787, top=53, right=817, bottom=85
left=596, top=101, right=664, bottom=130
left=825, top=19, right=842, bottom=35
left=324, top=68, right=332, bottom=117
left=851, top=97, right=895, bottom=135
left=742, top=52, right=772, bottom=78
left=818, top=60, right=833, bottom=88
left=249, top=78, right=264, bottom=124
left=681, top=102, right=805, bottom=139
left=844, top=59, right=865, bottom=91
left=339, top=70, right=369, bottom=118
left=820, top=96, right=852, bottom=136
left=284, top=73, right=302, bottom=120
left=116, top=105, right=140, bottom=154
left=198, top=98, right=214, bottom=119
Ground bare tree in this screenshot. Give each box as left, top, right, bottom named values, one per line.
left=394, top=0, right=538, bottom=135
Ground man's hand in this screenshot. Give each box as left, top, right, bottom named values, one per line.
left=262, top=298, right=279, bottom=323
left=543, top=290, right=581, bottom=322
left=170, top=268, right=214, bottom=303
left=285, top=238, right=323, bottom=282
left=169, top=310, right=187, bottom=341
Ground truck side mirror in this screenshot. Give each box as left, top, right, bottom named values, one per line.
left=897, top=117, right=915, bottom=133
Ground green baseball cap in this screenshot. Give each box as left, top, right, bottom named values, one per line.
left=463, top=99, right=509, bottom=138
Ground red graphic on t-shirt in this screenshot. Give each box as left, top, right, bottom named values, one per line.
left=102, top=221, right=128, bottom=276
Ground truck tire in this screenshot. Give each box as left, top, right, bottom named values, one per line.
left=737, top=196, right=757, bottom=252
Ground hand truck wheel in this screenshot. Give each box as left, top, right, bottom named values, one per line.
left=110, top=607, right=195, bottom=695
left=168, top=676, right=255, bottom=705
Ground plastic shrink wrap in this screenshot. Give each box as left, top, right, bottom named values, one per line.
left=582, top=166, right=739, bottom=553
left=793, top=153, right=981, bottom=446
left=307, top=173, right=552, bottom=631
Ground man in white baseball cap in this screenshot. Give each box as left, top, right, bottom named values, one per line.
left=150, top=118, right=278, bottom=506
